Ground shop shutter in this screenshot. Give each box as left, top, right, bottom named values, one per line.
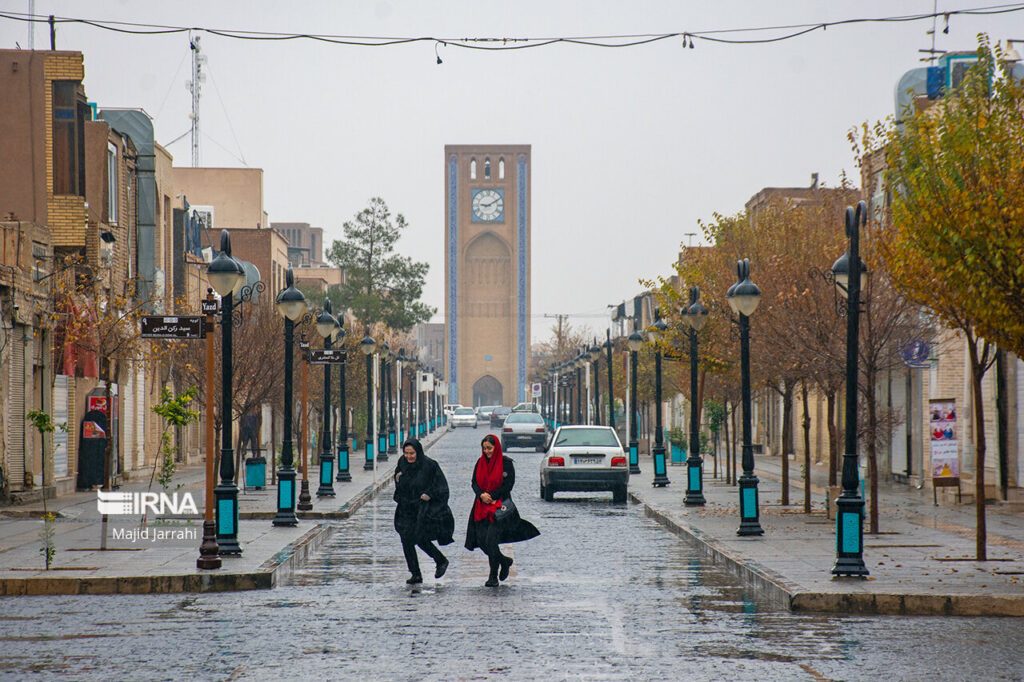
left=7, top=331, right=26, bottom=490
left=53, top=375, right=70, bottom=479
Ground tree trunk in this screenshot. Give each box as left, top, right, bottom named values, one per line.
left=967, top=338, right=991, bottom=561
left=827, top=390, right=838, bottom=487
left=866, top=367, right=879, bottom=534
left=723, top=399, right=731, bottom=484
left=802, top=380, right=812, bottom=514
left=731, top=401, right=739, bottom=485
left=781, top=381, right=793, bottom=506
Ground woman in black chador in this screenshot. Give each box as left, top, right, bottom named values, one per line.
left=393, top=438, right=455, bottom=584
left=465, top=434, right=540, bottom=587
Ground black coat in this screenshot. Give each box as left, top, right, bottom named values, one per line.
left=393, top=454, right=455, bottom=545
left=464, top=456, right=540, bottom=551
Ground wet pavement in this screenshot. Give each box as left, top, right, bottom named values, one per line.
left=1, top=427, right=1023, bottom=680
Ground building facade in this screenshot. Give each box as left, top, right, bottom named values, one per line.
left=444, top=145, right=531, bottom=406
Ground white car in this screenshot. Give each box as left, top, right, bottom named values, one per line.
left=540, top=425, right=629, bottom=503
left=449, top=407, right=478, bottom=428
left=443, top=404, right=463, bottom=418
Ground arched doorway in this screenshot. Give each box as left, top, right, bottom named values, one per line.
left=473, top=375, right=503, bottom=407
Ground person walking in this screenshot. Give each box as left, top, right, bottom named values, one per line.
left=394, top=438, right=455, bottom=584
left=465, top=434, right=540, bottom=587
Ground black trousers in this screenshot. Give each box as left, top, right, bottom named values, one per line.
left=401, top=535, right=445, bottom=576
left=238, top=429, right=259, bottom=458
left=474, top=519, right=510, bottom=577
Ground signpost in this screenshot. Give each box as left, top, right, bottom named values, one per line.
left=140, top=315, right=204, bottom=339
left=308, top=349, right=347, bottom=364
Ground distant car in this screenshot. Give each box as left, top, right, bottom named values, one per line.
left=443, top=404, right=463, bottom=418
left=450, top=407, right=478, bottom=428
left=512, top=402, right=539, bottom=413
left=489, top=406, right=512, bottom=429
left=501, top=412, right=547, bottom=451
left=476, top=405, right=497, bottom=423
left=540, top=425, right=628, bottom=503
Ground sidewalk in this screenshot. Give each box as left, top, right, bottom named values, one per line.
left=630, top=453, right=1024, bottom=616
left=0, top=428, right=448, bottom=596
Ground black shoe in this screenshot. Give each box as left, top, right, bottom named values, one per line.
left=498, top=557, right=513, bottom=581
left=484, top=577, right=499, bottom=587
left=406, top=574, right=423, bottom=584
left=434, top=559, right=449, bottom=579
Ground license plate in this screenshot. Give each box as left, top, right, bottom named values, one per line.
left=573, top=456, right=603, bottom=465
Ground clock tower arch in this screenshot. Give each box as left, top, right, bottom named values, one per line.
left=444, top=145, right=531, bottom=406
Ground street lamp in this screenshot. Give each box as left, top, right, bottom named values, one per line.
left=832, top=201, right=870, bottom=577
left=207, top=230, right=245, bottom=553
left=360, top=333, right=377, bottom=470
left=377, top=342, right=389, bottom=463
left=605, top=329, right=616, bottom=431
left=386, top=347, right=397, bottom=456
left=315, top=300, right=337, bottom=497
left=197, top=288, right=221, bottom=569
left=727, top=258, right=764, bottom=536
left=683, top=286, right=709, bottom=507
left=627, top=326, right=644, bottom=475
left=297, top=335, right=312, bottom=512
left=647, top=311, right=670, bottom=487
left=396, top=349, right=406, bottom=442
left=335, top=314, right=352, bottom=482
left=590, top=340, right=601, bottom=425
left=575, top=352, right=584, bottom=424
left=273, top=266, right=306, bottom=527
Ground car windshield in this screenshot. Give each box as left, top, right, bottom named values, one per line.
left=454, top=408, right=475, bottom=415
left=554, top=428, right=620, bottom=447
left=505, top=413, right=543, bottom=424
left=493, top=408, right=510, bottom=415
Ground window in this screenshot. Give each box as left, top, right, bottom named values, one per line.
left=484, top=158, right=491, bottom=179
left=107, top=142, right=118, bottom=224
left=470, top=158, right=477, bottom=179
left=499, top=157, right=505, bottom=179
left=554, top=428, right=620, bottom=447
left=52, top=81, right=85, bottom=196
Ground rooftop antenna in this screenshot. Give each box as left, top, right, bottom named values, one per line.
left=187, top=34, right=207, bottom=167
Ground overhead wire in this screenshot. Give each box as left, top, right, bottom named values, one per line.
left=2, top=3, right=1024, bottom=50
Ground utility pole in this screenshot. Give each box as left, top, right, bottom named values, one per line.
left=543, top=313, right=569, bottom=358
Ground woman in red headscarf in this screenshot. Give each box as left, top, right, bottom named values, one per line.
left=464, top=434, right=540, bottom=586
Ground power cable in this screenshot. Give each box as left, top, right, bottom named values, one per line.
left=2, top=3, right=1023, bottom=51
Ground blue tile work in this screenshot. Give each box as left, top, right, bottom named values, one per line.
left=447, top=156, right=459, bottom=402
left=517, top=155, right=528, bottom=403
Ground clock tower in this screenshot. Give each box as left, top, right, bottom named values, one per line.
left=444, top=145, right=531, bottom=407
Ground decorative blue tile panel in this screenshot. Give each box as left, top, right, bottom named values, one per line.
left=447, top=156, right=459, bottom=402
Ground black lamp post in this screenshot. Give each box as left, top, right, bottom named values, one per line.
left=408, top=361, right=416, bottom=438
left=683, top=286, right=709, bottom=507
left=360, top=333, right=377, bottom=470
left=832, top=201, right=870, bottom=577
left=273, top=266, right=307, bottom=527
left=207, top=230, right=246, bottom=553
left=396, top=349, right=407, bottom=442
left=377, top=343, right=389, bottom=462
left=727, top=258, right=764, bottom=536
left=605, top=329, right=616, bottom=431
left=590, top=341, right=601, bottom=425
left=648, top=310, right=670, bottom=487
left=386, top=348, right=397, bottom=456
left=575, top=353, right=583, bottom=424
left=335, top=313, right=352, bottom=483
left=315, top=300, right=338, bottom=497
left=627, top=326, right=643, bottom=474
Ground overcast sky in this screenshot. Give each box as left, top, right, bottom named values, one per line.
left=3, top=1, right=1022, bottom=341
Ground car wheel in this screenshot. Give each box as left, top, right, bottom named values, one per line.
left=535, top=444, right=545, bottom=452
left=473, top=424, right=477, bottom=429
left=539, top=483, right=546, bottom=499
left=501, top=440, right=508, bottom=451
left=544, top=485, right=555, bottom=502
left=612, top=486, right=627, bottom=504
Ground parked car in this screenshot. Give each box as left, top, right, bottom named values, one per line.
left=449, top=407, right=478, bottom=428
left=540, top=425, right=628, bottom=503
left=501, top=412, right=547, bottom=451
left=512, top=402, right=539, bottom=413
left=489, top=406, right=512, bottom=429
left=476, top=405, right=497, bottom=423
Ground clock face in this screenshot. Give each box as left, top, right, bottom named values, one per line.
left=471, top=188, right=504, bottom=222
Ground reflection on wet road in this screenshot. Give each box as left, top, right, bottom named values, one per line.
left=2, top=428, right=1022, bottom=680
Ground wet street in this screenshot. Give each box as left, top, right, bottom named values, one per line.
left=2, top=428, right=1023, bottom=681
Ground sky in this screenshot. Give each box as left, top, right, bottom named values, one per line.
left=3, top=1, right=1023, bottom=342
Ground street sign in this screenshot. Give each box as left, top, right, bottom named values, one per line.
left=532, top=382, right=542, bottom=398
left=140, top=316, right=203, bottom=339
left=201, top=300, right=219, bottom=315
left=308, top=349, right=347, bottom=364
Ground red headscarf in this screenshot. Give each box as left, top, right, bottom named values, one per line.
left=473, top=436, right=505, bottom=522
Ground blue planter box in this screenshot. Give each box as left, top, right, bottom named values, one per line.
left=245, top=457, right=266, bottom=489
left=670, top=444, right=687, bottom=464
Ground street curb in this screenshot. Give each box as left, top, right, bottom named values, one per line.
left=0, top=431, right=445, bottom=597
left=631, top=491, right=1024, bottom=616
